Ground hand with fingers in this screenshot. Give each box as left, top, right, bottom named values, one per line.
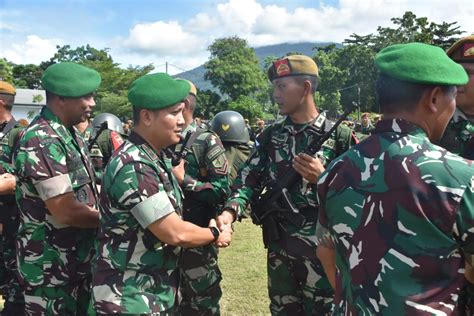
left=209, top=218, right=233, bottom=248
left=292, top=153, right=325, bottom=184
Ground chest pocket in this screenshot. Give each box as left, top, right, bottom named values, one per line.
left=66, top=151, right=92, bottom=188
left=269, top=133, right=289, bottom=163
left=0, top=137, right=7, bottom=157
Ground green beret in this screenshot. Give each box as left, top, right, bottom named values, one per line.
left=41, top=62, right=101, bottom=97
left=268, top=55, right=319, bottom=82
left=375, top=42, right=468, bottom=86
left=128, top=73, right=191, bottom=110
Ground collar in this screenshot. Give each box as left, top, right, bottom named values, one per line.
left=182, top=121, right=197, bottom=136
left=282, top=112, right=326, bottom=135
left=128, top=131, right=160, bottom=162
left=373, top=118, right=427, bottom=138
left=40, top=107, right=74, bottom=141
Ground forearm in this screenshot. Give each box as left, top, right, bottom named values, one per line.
left=316, top=245, right=336, bottom=290
left=0, top=180, right=15, bottom=195
left=63, top=202, right=100, bottom=228
left=173, top=221, right=216, bottom=248
left=182, top=175, right=228, bottom=205
left=149, top=212, right=216, bottom=248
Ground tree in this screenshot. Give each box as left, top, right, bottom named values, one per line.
left=12, top=64, right=43, bottom=89
left=204, top=37, right=267, bottom=101
left=195, top=89, right=223, bottom=119
left=38, top=44, right=154, bottom=118
left=314, top=45, right=349, bottom=116
left=0, top=58, right=14, bottom=82
left=325, top=11, right=464, bottom=113
left=227, top=95, right=264, bottom=120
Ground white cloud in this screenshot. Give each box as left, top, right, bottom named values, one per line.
left=114, top=0, right=473, bottom=72
left=3, top=35, right=61, bottom=64
left=6, top=0, right=470, bottom=72
left=122, top=20, right=203, bottom=56
left=186, top=13, right=218, bottom=33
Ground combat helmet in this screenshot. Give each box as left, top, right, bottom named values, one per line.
left=211, top=110, right=250, bottom=144
left=92, top=113, right=125, bottom=134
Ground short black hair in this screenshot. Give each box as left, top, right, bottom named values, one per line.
left=186, top=94, right=197, bottom=113
left=132, top=106, right=163, bottom=125
left=294, top=75, right=319, bottom=94
left=0, top=94, right=14, bottom=111
left=376, top=74, right=456, bottom=114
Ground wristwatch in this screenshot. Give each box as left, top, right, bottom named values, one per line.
left=209, top=226, right=220, bottom=242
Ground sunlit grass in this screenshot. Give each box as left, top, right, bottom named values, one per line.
left=219, top=219, right=270, bottom=315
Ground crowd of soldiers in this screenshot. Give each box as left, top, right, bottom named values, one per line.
left=0, top=34, right=472, bottom=316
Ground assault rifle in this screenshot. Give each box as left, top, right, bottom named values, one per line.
left=88, top=121, right=108, bottom=151
left=251, top=104, right=356, bottom=247
left=163, top=130, right=196, bottom=166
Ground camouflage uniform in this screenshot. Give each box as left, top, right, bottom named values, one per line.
left=178, top=122, right=229, bottom=315
left=0, top=118, right=24, bottom=314
left=435, top=108, right=474, bottom=314
left=355, top=122, right=374, bottom=135
left=14, top=107, right=98, bottom=315
left=316, top=118, right=474, bottom=315
left=224, top=113, right=355, bottom=315
left=89, top=129, right=124, bottom=183
left=224, top=141, right=254, bottom=182
left=435, top=108, right=474, bottom=159
left=91, top=131, right=183, bottom=314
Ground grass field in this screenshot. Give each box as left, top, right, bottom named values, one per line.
left=0, top=219, right=270, bottom=315
left=219, top=219, right=271, bottom=315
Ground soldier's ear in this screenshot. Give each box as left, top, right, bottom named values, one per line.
left=424, top=86, right=444, bottom=114
left=140, top=109, right=154, bottom=126
left=303, top=80, right=312, bottom=97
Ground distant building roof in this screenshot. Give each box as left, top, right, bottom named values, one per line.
left=14, top=88, right=46, bottom=106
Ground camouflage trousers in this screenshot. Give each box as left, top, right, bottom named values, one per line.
left=267, top=241, right=333, bottom=316
left=23, top=277, right=91, bottom=316
left=0, top=232, right=25, bottom=315
left=178, top=244, right=222, bottom=316
left=459, top=281, right=474, bottom=316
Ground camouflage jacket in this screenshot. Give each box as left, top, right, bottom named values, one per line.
left=436, top=108, right=474, bottom=159
left=316, top=118, right=474, bottom=315
left=89, top=129, right=124, bottom=183
left=181, top=122, right=229, bottom=227
left=0, top=117, right=24, bottom=285
left=224, top=112, right=355, bottom=254
left=0, top=118, right=23, bottom=174
left=92, top=131, right=183, bottom=314
left=14, top=106, right=98, bottom=287
left=223, top=141, right=254, bottom=182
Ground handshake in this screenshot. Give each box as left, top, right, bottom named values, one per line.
left=208, top=210, right=236, bottom=248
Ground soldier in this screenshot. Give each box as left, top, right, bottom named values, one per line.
left=436, top=35, right=474, bottom=158
left=14, top=62, right=101, bottom=315
left=436, top=35, right=474, bottom=315
left=355, top=112, right=374, bottom=135
left=315, top=42, right=473, bottom=314
left=89, top=113, right=125, bottom=183
left=173, top=79, right=229, bottom=315
left=90, top=73, right=232, bottom=315
left=0, top=81, right=24, bottom=314
left=217, top=55, right=356, bottom=315
left=211, top=110, right=254, bottom=182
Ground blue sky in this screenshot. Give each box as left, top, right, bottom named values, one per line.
left=1, top=0, right=472, bottom=74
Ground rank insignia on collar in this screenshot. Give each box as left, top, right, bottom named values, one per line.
left=274, top=58, right=291, bottom=77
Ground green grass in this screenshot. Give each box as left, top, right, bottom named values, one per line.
left=0, top=219, right=269, bottom=315
left=219, top=219, right=271, bottom=315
